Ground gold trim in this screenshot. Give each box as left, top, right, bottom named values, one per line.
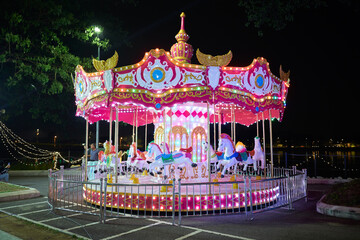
left=92, top=51, right=118, bottom=71
left=196, top=49, right=232, bottom=67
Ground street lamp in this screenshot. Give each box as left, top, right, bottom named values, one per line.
left=94, top=26, right=102, bottom=149
left=120, top=137, right=123, bottom=148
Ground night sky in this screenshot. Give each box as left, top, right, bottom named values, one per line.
left=3, top=0, right=360, bottom=145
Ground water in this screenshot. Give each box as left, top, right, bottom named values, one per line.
left=2, top=146, right=360, bottom=178
left=271, top=150, right=360, bottom=179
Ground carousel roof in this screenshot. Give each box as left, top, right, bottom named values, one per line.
left=73, top=13, right=290, bottom=126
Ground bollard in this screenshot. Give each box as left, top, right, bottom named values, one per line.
left=285, top=152, right=288, bottom=168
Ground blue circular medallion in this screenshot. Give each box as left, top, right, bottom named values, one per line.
left=155, top=103, right=161, bottom=109
left=255, top=75, right=264, bottom=88
left=79, top=82, right=83, bottom=93
left=150, top=67, right=165, bottom=83
left=152, top=69, right=163, bottom=81
left=255, top=106, right=259, bottom=112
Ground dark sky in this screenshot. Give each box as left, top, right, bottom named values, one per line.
left=4, top=0, right=360, bottom=145
left=84, top=0, right=360, bottom=142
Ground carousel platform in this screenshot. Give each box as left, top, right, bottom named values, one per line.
left=83, top=173, right=280, bottom=212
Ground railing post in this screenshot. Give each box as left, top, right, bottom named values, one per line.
left=178, top=179, right=182, bottom=226
left=103, top=180, right=107, bottom=223
left=244, top=175, right=248, bottom=217
left=99, top=178, right=103, bottom=223
left=60, top=165, right=64, bottom=180
left=302, top=169, right=308, bottom=202
left=249, top=176, right=253, bottom=217
left=314, top=153, right=317, bottom=178
left=286, top=173, right=293, bottom=210
left=344, top=154, right=347, bottom=179
left=172, top=178, right=176, bottom=226
left=285, top=152, right=288, bottom=168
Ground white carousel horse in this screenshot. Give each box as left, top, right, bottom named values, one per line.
left=217, top=133, right=257, bottom=178
left=127, top=142, right=149, bottom=172
left=147, top=142, right=197, bottom=180
left=252, top=137, right=265, bottom=169
left=202, top=141, right=225, bottom=170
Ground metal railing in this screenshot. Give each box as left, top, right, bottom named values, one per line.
left=48, top=165, right=307, bottom=225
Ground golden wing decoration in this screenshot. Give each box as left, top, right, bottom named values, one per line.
left=196, top=49, right=232, bottom=67
left=279, top=65, right=290, bottom=81
left=92, top=51, right=119, bottom=71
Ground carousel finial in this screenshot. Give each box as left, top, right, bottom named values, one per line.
left=170, top=12, right=193, bottom=63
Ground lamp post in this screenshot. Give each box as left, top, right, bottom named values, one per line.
left=94, top=26, right=102, bottom=149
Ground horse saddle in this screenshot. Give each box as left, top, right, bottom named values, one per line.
left=215, top=152, right=225, bottom=160
left=180, top=146, right=192, bottom=153
left=161, top=153, right=174, bottom=165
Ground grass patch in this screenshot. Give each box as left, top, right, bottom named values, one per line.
left=0, top=182, right=28, bottom=193
left=323, top=179, right=360, bottom=208
left=0, top=212, right=84, bottom=240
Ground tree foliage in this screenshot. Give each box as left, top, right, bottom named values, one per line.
left=0, top=0, right=110, bottom=124
left=238, top=0, right=327, bottom=36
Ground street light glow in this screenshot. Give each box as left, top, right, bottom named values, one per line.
left=94, top=26, right=101, bottom=33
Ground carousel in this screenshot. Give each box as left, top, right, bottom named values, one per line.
left=74, top=13, right=290, bottom=212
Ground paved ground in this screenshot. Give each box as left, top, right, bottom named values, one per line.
left=0, top=176, right=359, bottom=240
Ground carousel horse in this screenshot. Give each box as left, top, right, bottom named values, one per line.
left=160, top=142, right=192, bottom=170
left=147, top=142, right=197, bottom=180
left=251, top=137, right=265, bottom=169
left=217, top=133, right=257, bottom=178
left=202, top=141, right=224, bottom=170
left=127, top=142, right=149, bottom=172
left=94, top=140, right=121, bottom=176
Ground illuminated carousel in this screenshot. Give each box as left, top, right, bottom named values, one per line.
left=74, top=13, right=290, bottom=212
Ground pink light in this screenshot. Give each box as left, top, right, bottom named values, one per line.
left=196, top=206, right=199, bottom=210
left=221, top=204, right=224, bottom=208
left=188, top=197, right=191, bottom=200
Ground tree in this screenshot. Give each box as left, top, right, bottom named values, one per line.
left=238, top=0, right=327, bottom=36
left=0, top=0, right=111, bottom=125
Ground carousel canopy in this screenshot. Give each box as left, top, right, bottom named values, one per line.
left=73, top=13, right=290, bottom=126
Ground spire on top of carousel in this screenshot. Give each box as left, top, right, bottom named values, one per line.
left=170, top=12, right=194, bottom=63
